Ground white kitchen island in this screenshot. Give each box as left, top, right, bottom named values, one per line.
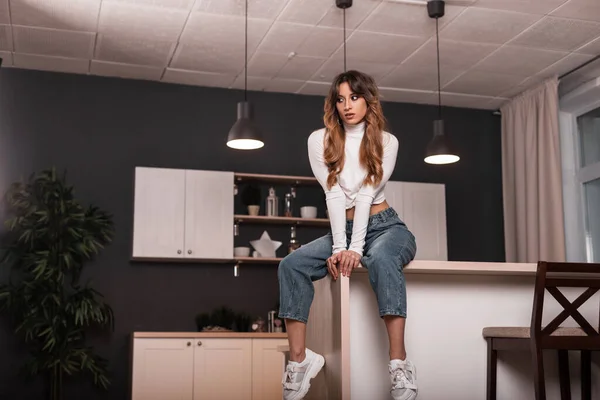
left=299, top=261, right=600, bottom=400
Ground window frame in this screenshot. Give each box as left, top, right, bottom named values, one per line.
left=559, top=77, right=600, bottom=262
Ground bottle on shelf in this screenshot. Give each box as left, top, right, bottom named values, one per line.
left=266, top=187, right=279, bottom=217
left=284, top=193, right=293, bottom=217
left=288, top=226, right=300, bottom=254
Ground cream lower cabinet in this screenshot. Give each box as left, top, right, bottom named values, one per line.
left=131, top=337, right=288, bottom=400
left=384, top=181, right=448, bottom=261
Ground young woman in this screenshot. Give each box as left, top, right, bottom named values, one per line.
left=277, top=70, right=418, bottom=400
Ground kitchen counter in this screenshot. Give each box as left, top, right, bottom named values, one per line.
left=304, top=261, right=600, bottom=400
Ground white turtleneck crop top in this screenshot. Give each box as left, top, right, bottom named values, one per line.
left=307, top=121, right=399, bottom=257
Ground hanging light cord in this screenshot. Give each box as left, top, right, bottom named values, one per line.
left=343, top=8, right=347, bottom=72
left=435, top=16, right=441, bottom=119
left=244, top=0, right=248, bottom=101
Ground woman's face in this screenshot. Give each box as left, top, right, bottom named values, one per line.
left=336, top=82, right=367, bottom=126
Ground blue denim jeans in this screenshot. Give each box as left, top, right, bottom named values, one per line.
left=278, top=207, right=417, bottom=323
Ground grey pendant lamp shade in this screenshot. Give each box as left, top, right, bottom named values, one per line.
left=226, top=0, right=264, bottom=150
left=424, top=0, right=459, bottom=165
left=227, top=101, right=264, bottom=150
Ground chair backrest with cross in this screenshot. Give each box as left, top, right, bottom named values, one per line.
left=530, top=261, right=600, bottom=399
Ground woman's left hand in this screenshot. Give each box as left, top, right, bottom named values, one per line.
left=338, top=250, right=361, bottom=277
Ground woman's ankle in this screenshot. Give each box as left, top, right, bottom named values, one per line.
left=289, top=347, right=306, bottom=363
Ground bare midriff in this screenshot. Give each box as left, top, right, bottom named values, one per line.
left=345, top=200, right=390, bottom=220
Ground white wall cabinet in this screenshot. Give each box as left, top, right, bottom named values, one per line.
left=131, top=337, right=287, bottom=400
left=384, top=181, right=448, bottom=261
left=132, top=167, right=234, bottom=260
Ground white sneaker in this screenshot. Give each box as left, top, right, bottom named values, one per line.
left=389, top=359, right=418, bottom=400
left=282, top=348, right=325, bottom=400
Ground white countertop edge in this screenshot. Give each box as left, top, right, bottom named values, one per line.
left=353, top=260, right=538, bottom=276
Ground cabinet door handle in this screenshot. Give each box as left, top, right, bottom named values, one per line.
left=197, top=341, right=202, bottom=346
left=177, top=250, right=182, bottom=254
left=187, top=341, right=191, bottom=347
left=187, top=250, right=192, bottom=254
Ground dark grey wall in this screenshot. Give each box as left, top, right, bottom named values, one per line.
left=0, top=68, right=504, bottom=399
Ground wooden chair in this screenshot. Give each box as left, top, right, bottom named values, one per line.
left=483, top=261, right=600, bottom=400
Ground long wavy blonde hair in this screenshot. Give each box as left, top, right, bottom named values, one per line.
left=323, top=70, right=387, bottom=190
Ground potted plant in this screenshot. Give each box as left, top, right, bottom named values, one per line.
left=0, top=168, right=115, bottom=400
left=240, top=184, right=261, bottom=216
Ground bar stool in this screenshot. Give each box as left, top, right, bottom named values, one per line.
left=482, top=261, right=600, bottom=400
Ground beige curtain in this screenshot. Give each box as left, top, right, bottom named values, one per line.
left=501, top=76, right=566, bottom=263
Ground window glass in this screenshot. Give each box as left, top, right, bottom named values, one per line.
left=576, top=107, right=600, bottom=167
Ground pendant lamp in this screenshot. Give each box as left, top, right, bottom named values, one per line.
left=424, top=0, right=459, bottom=165
left=226, top=0, right=264, bottom=150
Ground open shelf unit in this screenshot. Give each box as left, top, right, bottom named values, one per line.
left=232, top=172, right=327, bottom=274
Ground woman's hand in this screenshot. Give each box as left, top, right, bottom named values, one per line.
left=327, top=253, right=340, bottom=280
left=338, top=250, right=361, bottom=278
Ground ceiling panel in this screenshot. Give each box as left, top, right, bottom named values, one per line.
left=577, top=37, right=600, bottom=55
left=358, top=2, right=464, bottom=37
left=473, top=45, right=568, bottom=76
left=3, top=0, right=600, bottom=110
left=276, top=55, right=326, bottom=80
left=440, top=7, right=542, bottom=45
left=380, top=62, right=464, bottom=91
left=108, top=0, right=196, bottom=9
left=443, top=70, right=528, bottom=96
left=170, top=42, right=245, bottom=74
left=0, top=51, right=13, bottom=66
left=0, top=0, right=9, bottom=24
left=180, top=12, right=271, bottom=51
left=379, top=88, right=435, bottom=105
left=90, top=60, right=164, bottom=79
left=0, top=24, right=12, bottom=51
left=13, top=26, right=95, bottom=58
left=403, top=38, right=499, bottom=69
left=295, top=26, right=343, bottom=58
left=195, top=0, right=289, bottom=19
left=473, top=0, right=569, bottom=15
left=230, top=74, right=271, bottom=90
left=247, top=52, right=289, bottom=77
left=510, top=16, right=600, bottom=52
left=298, top=81, right=330, bottom=96
left=551, top=0, right=600, bottom=23
left=13, top=53, right=89, bottom=74
left=313, top=57, right=395, bottom=83
left=440, top=92, right=506, bottom=110
left=162, top=68, right=235, bottom=87
left=256, top=22, right=313, bottom=54
left=98, top=1, right=189, bottom=40
left=277, top=0, right=330, bottom=25
left=10, top=0, right=101, bottom=31
left=263, top=78, right=305, bottom=93
left=95, top=34, right=176, bottom=66
left=341, top=31, right=426, bottom=64
left=534, top=52, right=595, bottom=80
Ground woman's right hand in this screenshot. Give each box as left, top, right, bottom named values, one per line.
left=327, top=253, right=340, bottom=280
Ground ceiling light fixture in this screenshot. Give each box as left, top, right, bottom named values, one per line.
left=424, top=0, right=460, bottom=165
left=226, top=0, right=264, bottom=150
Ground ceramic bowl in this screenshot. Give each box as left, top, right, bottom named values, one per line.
left=233, top=246, right=251, bottom=257
left=300, top=206, right=318, bottom=219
